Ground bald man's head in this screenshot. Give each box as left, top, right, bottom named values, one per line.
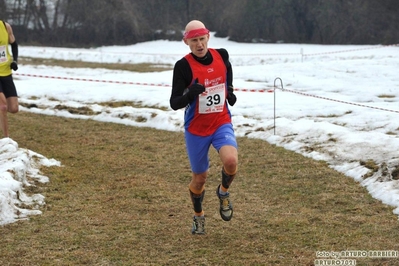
left=183, top=20, right=209, bottom=40
left=185, top=20, right=206, bottom=32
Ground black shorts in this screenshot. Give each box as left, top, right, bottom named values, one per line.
left=0, top=75, right=18, bottom=98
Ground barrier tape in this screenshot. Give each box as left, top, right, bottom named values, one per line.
left=225, top=43, right=398, bottom=57
left=14, top=73, right=171, bottom=88
left=24, top=43, right=398, bottom=58
left=14, top=73, right=271, bottom=93
left=303, top=43, right=398, bottom=57
left=16, top=72, right=397, bottom=114
left=277, top=87, right=399, bottom=114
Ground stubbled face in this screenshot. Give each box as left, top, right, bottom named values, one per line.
left=184, top=34, right=209, bottom=58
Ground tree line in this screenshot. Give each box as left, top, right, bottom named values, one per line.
left=1, top=0, right=398, bottom=47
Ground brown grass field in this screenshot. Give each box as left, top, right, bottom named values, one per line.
left=1, top=59, right=399, bottom=265
left=0, top=111, right=398, bottom=266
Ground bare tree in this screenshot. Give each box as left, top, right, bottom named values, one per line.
left=2, top=0, right=398, bottom=46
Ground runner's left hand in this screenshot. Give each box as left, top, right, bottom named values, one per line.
left=10, top=61, right=18, bottom=71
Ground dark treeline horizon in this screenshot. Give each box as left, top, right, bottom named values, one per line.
left=1, top=0, right=398, bottom=47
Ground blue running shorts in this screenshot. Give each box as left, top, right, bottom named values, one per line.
left=184, top=123, right=238, bottom=174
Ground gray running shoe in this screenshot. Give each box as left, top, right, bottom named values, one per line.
left=216, top=185, right=233, bottom=221
left=191, top=215, right=205, bottom=235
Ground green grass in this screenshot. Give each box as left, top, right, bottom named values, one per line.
left=1, top=112, right=399, bottom=265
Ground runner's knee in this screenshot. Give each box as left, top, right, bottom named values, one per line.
left=225, top=166, right=238, bottom=176
left=8, top=105, right=18, bottom=113
left=191, top=172, right=207, bottom=191
left=223, top=158, right=238, bottom=175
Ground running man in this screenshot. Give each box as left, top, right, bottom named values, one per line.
left=170, top=20, right=238, bottom=234
left=0, top=20, right=19, bottom=138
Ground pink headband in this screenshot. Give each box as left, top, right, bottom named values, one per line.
left=183, top=28, right=210, bottom=39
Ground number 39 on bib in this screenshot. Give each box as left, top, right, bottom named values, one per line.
left=198, top=83, right=226, bottom=114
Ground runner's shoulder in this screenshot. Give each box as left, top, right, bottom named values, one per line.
left=215, top=48, right=229, bottom=61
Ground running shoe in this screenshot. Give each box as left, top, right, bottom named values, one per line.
left=216, top=184, right=233, bottom=221
left=191, top=215, right=205, bottom=235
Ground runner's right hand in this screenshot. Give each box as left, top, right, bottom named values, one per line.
left=187, top=79, right=205, bottom=101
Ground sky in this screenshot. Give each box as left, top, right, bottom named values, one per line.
left=1, top=33, right=398, bottom=225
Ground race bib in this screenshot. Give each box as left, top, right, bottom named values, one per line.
left=0, top=46, right=7, bottom=63
left=198, top=83, right=226, bottom=114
